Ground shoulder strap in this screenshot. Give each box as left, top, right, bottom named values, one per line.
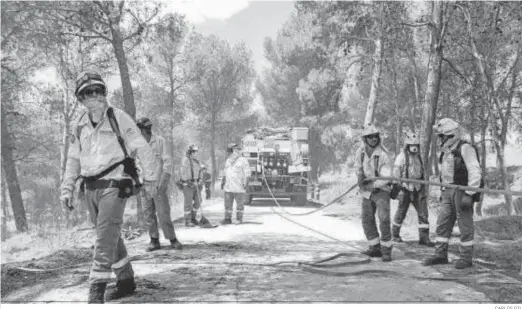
left=404, top=148, right=409, bottom=179
left=373, top=155, right=380, bottom=177
left=106, top=107, right=130, bottom=158
left=360, top=149, right=365, bottom=175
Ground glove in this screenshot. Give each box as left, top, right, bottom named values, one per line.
left=158, top=173, right=171, bottom=192
left=357, top=171, right=365, bottom=188
left=362, top=182, right=374, bottom=192
left=460, top=191, right=473, bottom=209
left=60, top=192, right=74, bottom=211
left=142, top=180, right=157, bottom=200
left=390, top=183, right=401, bottom=200
left=221, top=176, right=226, bottom=190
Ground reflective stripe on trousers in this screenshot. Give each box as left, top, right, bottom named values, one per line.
left=183, top=185, right=201, bottom=217
left=434, top=188, right=474, bottom=261
left=85, top=187, right=134, bottom=284
left=361, top=189, right=392, bottom=245
left=224, top=192, right=245, bottom=220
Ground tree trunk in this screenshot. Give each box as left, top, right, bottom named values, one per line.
left=476, top=115, right=487, bottom=217
left=420, top=1, right=445, bottom=185
left=391, top=55, right=402, bottom=154
left=210, top=114, right=217, bottom=185
left=1, top=108, right=28, bottom=232
left=111, top=28, right=136, bottom=119
left=364, top=37, right=384, bottom=126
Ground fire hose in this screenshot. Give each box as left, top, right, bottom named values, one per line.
left=12, top=176, right=522, bottom=283
left=260, top=171, right=522, bottom=281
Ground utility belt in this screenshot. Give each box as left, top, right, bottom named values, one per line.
left=176, top=178, right=201, bottom=190
left=80, top=178, right=137, bottom=198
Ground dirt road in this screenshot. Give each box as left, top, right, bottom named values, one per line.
left=2, top=197, right=520, bottom=303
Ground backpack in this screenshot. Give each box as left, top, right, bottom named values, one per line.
left=439, top=140, right=485, bottom=202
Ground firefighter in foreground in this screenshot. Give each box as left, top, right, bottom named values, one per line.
left=221, top=143, right=251, bottom=225
left=423, top=118, right=481, bottom=269
left=136, top=117, right=182, bottom=251
left=178, top=144, right=203, bottom=227
left=354, top=125, right=394, bottom=262
left=391, top=132, right=435, bottom=246
left=60, top=72, right=157, bottom=303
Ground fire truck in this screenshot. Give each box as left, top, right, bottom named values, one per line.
left=241, top=127, right=310, bottom=205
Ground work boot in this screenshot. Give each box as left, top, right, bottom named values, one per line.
left=105, top=278, right=136, bottom=301
left=362, top=244, right=382, bottom=258
left=392, top=225, right=403, bottom=243
left=418, top=236, right=436, bottom=247
left=185, top=220, right=195, bottom=227
left=170, top=238, right=182, bottom=250
left=235, top=219, right=243, bottom=225
left=191, top=212, right=199, bottom=226
left=455, top=259, right=473, bottom=269
left=145, top=238, right=161, bottom=252
left=221, top=218, right=232, bottom=225
left=88, top=282, right=107, bottom=304
left=381, top=246, right=392, bottom=262
left=422, top=255, right=449, bottom=266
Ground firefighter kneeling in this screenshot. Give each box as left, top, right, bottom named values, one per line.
left=423, top=118, right=481, bottom=269
left=354, top=124, right=394, bottom=262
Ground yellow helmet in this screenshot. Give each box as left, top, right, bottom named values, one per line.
left=433, top=118, right=459, bottom=135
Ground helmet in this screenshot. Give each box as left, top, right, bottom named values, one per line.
left=404, top=132, right=420, bottom=145
left=361, top=124, right=380, bottom=137
left=433, top=118, right=459, bottom=135
left=136, top=117, right=152, bottom=129
left=188, top=144, right=199, bottom=152
left=75, top=72, right=107, bottom=97
left=226, top=143, right=239, bottom=152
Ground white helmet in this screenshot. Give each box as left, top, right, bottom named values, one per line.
left=404, top=132, right=420, bottom=145
left=361, top=124, right=380, bottom=137
left=433, top=118, right=459, bottom=136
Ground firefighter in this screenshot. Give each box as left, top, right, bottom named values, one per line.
left=201, top=166, right=212, bottom=199
left=354, top=124, right=394, bottom=262
left=60, top=72, right=157, bottom=303
left=423, top=118, right=481, bottom=269
left=391, top=132, right=435, bottom=246
left=221, top=143, right=250, bottom=225
left=136, top=117, right=182, bottom=251
left=179, top=144, right=203, bottom=227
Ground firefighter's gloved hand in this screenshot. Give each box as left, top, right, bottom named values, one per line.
left=357, top=172, right=365, bottom=188
left=60, top=193, right=74, bottom=211
left=362, top=182, right=374, bottom=192
left=221, top=176, right=226, bottom=190
left=143, top=180, right=157, bottom=199
left=460, top=191, right=473, bottom=209
left=390, top=183, right=401, bottom=200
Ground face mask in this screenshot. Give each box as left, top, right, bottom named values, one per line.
left=408, top=145, right=419, bottom=154
left=437, top=134, right=454, bottom=148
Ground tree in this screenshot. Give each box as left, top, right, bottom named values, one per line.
left=32, top=1, right=160, bottom=119
left=185, top=34, right=255, bottom=183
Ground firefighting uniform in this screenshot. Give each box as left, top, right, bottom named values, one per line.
left=434, top=139, right=481, bottom=262
left=223, top=153, right=251, bottom=221
left=392, top=150, right=430, bottom=240
left=179, top=156, right=202, bottom=221
left=354, top=145, right=393, bottom=253
left=61, top=107, right=157, bottom=284
left=142, top=135, right=176, bottom=240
